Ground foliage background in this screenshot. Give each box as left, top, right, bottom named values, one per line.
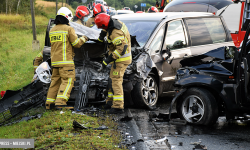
left=0, top=0, right=164, bottom=14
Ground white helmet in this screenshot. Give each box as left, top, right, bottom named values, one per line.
left=57, top=7, right=73, bottom=21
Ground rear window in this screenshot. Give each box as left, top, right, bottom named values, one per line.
left=185, top=18, right=226, bottom=46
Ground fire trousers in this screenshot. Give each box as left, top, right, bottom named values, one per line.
left=46, top=66, right=75, bottom=105
left=106, top=62, right=129, bottom=109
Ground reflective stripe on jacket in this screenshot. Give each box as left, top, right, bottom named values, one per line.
left=49, top=24, right=86, bottom=67
left=107, top=21, right=132, bottom=64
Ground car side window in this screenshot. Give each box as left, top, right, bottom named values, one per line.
left=203, top=18, right=226, bottom=43
left=163, top=20, right=187, bottom=50
left=185, top=18, right=226, bottom=46
left=150, top=25, right=165, bottom=55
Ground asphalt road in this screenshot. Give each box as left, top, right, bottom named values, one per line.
left=121, top=97, right=250, bottom=150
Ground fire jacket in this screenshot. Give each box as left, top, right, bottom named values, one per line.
left=49, top=24, right=86, bottom=67
left=33, top=51, right=43, bottom=72
left=75, top=19, right=85, bottom=26
left=86, top=17, right=95, bottom=28
left=106, top=20, right=132, bottom=64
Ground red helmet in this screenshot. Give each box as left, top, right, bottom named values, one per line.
left=94, top=13, right=110, bottom=30
left=75, top=5, right=90, bottom=19
left=136, top=11, right=144, bottom=13
left=148, top=6, right=158, bottom=13
left=93, top=3, right=106, bottom=17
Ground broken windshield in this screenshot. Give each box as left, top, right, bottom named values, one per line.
left=92, top=20, right=159, bottom=47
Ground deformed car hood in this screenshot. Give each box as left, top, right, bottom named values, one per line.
left=179, top=47, right=233, bottom=75
left=180, top=47, right=225, bottom=67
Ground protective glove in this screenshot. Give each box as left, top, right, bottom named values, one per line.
left=98, top=53, right=116, bottom=72
left=82, top=35, right=89, bottom=42
left=98, top=30, right=107, bottom=42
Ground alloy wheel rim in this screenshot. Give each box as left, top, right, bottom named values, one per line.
left=181, top=95, right=205, bottom=123
left=141, top=76, right=157, bottom=106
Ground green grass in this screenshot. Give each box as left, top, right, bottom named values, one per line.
left=0, top=109, right=125, bottom=149
left=0, top=14, right=48, bottom=92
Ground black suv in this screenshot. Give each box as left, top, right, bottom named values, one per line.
left=170, top=23, right=250, bottom=125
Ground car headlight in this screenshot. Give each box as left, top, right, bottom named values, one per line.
left=36, top=62, right=51, bottom=84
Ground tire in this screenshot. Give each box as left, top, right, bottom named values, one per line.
left=132, top=74, right=158, bottom=109
left=177, top=88, right=218, bottom=125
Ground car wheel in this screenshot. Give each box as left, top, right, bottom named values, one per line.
left=132, top=74, right=158, bottom=109
left=177, top=88, right=218, bottom=125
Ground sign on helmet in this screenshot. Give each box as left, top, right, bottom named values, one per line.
left=93, top=3, right=106, bottom=16
left=76, top=6, right=90, bottom=19
left=57, top=7, right=73, bottom=21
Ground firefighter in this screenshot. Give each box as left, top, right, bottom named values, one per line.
left=73, top=5, right=90, bottom=26
left=95, top=13, right=132, bottom=114
left=46, top=7, right=88, bottom=110
left=147, top=6, right=159, bottom=13
left=86, top=3, right=106, bottom=28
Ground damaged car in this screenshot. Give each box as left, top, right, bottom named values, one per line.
left=169, top=22, right=250, bottom=125
left=0, top=12, right=234, bottom=125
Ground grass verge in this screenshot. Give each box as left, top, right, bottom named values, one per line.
left=0, top=1, right=74, bottom=92
left=0, top=14, right=47, bottom=92
left=0, top=108, right=125, bottom=149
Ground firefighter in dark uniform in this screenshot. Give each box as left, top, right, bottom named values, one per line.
left=86, top=3, right=106, bottom=28
left=46, top=7, right=88, bottom=110
left=95, top=13, right=131, bottom=114
left=73, top=5, right=90, bottom=26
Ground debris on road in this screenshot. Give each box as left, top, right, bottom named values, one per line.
left=73, top=120, right=88, bottom=129
left=93, top=125, right=109, bottom=130
left=155, top=136, right=167, bottom=143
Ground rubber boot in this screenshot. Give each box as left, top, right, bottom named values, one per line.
left=55, top=99, right=74, bottom=110
left=45, top=101, right=55, bottom=110
left=100, top=101, right=112, bottom=110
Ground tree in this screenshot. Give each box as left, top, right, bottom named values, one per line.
left=16, top=0, right=21, bottom=15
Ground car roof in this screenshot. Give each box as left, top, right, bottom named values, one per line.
left=112, top=12, right=214, bottom=21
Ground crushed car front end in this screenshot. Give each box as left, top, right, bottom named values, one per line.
left=170, top=46, right=250, bottom=125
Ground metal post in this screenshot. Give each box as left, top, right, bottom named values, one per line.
left=56, top=0, right=58, bottom=15
left=30, top=0, right=40, bottom=50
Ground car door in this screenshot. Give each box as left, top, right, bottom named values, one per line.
left=161, top=19, right=190, bottom=92
left=45, top=19, right=55, bottom=47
